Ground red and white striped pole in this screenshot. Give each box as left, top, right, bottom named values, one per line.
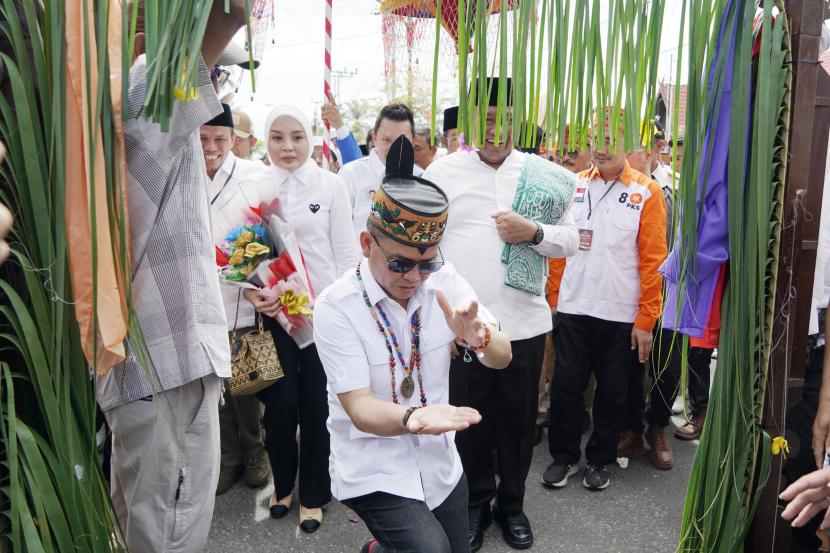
left=323, top=0, right=333, bottom=162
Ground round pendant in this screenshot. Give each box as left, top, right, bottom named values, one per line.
left=400, top=375, right=415, bottom=398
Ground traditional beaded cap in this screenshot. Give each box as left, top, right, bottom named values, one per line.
left=369, top=135, right=449, bottom=253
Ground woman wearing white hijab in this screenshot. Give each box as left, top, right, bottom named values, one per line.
left=243, top=105, right=359, bottom=533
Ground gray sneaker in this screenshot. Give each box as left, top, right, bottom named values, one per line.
left=582, top=463, right=610, bottom=491
left=541, top=462, right=579, bottom=488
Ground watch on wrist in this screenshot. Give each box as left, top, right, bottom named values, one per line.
left=531, top=222, right=544, bottom=245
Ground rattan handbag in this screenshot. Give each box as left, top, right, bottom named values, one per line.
left=228, top=291, right=284, bottom=396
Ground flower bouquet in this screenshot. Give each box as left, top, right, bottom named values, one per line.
left=216, top=220, right=272, bottom=284
left=248, top=213, right=315, bottom=349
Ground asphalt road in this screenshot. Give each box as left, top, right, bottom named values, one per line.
left=207, top=413, right=696, bottom=553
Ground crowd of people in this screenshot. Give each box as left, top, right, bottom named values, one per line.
left=94, top=4, right=830, bottom=553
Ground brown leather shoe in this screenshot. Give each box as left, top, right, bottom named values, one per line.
left=675, top=408, right=706, bottom=441
left=645, top=425, right=673, bottom=470
left=617, top=431, right=646, bottom=458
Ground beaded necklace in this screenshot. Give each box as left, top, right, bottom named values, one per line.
left=356, top=264, right=426, bottom=406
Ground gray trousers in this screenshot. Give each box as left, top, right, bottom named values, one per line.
left=219, top=389, right=264, bottom=468
left=105, top=374, right=222, bottom=553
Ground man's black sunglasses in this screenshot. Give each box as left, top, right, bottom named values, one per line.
left=371, top=233, right=445, bottom=274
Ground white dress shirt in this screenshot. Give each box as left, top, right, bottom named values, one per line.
left=424, top=150, right=579, bottom=341
left=207, top=153, right=261, bottom=204
left=338, top=148, right=424, bottom=243
left=314, top=260, right=494, bottom=509
left=209, top=160, right=270, bottom=331
left=649, top=162, right=675, bottom=189
left=255, top=158, right=359, bottom=296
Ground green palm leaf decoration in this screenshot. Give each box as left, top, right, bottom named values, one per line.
left=675, top=0, right=791, bottom=550
left=451, top=0, right=666, bottom=153
left=0, top=1, right=249, bottom=550
left=0, top=0, right=125, bottom=550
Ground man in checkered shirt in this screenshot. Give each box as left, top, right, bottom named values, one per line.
left=96, top=3, right=248, bottom=552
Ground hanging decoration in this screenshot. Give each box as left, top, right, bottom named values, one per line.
left=231, top=0, right=278, bottom=97
left=671, top=0, right=792, bottom=549
left=449, top=0, right=665, bottom=154
left=138, top=0, right=255, bottom=129
left=380, top=0, right=518, bottom=105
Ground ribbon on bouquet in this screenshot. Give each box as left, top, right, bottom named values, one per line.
left=278, top=289, right=312, bottom=317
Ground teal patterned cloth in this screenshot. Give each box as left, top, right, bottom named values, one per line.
left=501, top=155, right=576, bottom=295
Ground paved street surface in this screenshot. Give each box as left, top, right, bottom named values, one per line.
left=207, top=413, right=696, bottom=553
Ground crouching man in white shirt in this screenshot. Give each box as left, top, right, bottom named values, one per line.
left=313, top=137, right=512, bottom=553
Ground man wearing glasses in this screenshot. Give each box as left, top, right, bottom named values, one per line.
left=313, top=136, right=512, bottom=553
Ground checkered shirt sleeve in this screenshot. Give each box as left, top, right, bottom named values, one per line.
left=96, top=56, right=232, bottom=411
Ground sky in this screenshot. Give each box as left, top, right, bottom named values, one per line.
left=226, top=0, right=689, bottom=141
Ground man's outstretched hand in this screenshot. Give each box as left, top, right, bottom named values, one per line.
left=406, top=404, right=482, bottom=435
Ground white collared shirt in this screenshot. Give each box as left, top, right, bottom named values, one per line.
left=255, top=159, right=359, bottom=295
left=209, top=161, right=269, bottom=331
left=650, top=162, right=678, bottom=191
left=314, top=260, right=493, bottom=509
left=424, top=150, right=579, bottom=340
left=207, top=153, right=261, bottom=204
left=338, top=148, right=424, bottom=244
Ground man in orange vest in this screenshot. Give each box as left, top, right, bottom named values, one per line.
left=541, top=115, right=667, bottom=491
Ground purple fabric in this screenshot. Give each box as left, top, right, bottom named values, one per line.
left=661, top=1, right=743, bottom=337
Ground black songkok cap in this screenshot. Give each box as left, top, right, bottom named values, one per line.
left=205, top=103, right=234, bottom=128
left=472, top=77, right=513, bottom=107
left=442, top=106, right=459, bottom=133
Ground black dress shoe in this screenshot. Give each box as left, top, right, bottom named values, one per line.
left=468, top=504, right=492, bottom=553
left=493, top=505, right=533, bottom=549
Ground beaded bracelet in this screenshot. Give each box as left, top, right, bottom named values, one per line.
left=471, top=325, right=492, bottom=352
left=461, top=325, right=492, bottom=363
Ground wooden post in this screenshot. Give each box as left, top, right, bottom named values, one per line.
left=748, top=0, right=830, bottom=550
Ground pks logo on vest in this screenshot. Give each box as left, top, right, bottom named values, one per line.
left=618, top=192, right=642, bottom=211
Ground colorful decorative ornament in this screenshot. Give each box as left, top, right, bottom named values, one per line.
left=356, top=263, right=426, bottom=406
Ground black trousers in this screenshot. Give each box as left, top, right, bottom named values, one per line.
left=257, top=317, right=331, bottom=508
left=449, top=334, right=546, bottom=516
left=686, top=346, right=713, bottom=417
left=625, top=328, right=682, bottom=432
left=343, top=476, right=470, bottom=553
left=548, top=313, right=632, bottom=466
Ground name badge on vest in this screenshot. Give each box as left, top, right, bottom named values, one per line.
left=578, top=229, right=593, bottom=251
left=574, top=186, right=587, bottom=203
